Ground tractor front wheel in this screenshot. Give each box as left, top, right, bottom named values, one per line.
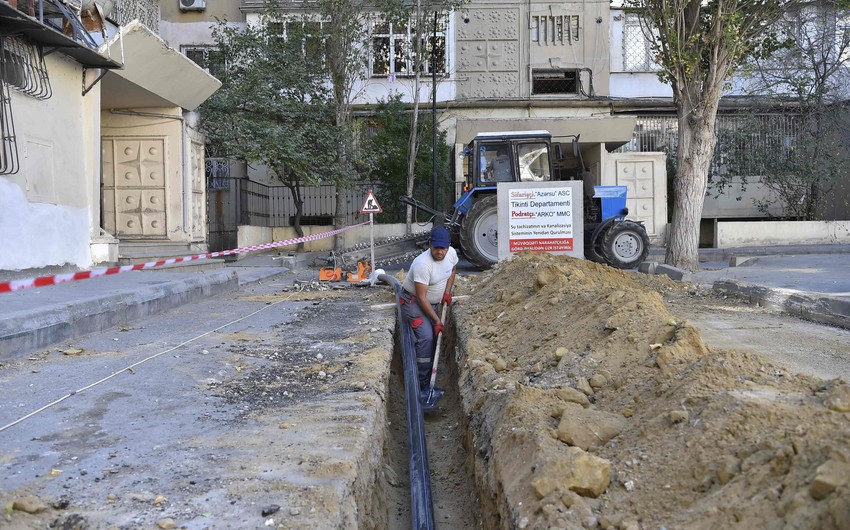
left=600, top=221, right=650, bottom=269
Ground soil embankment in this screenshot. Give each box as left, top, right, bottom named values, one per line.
left=453, top=252, right=850, bottom=529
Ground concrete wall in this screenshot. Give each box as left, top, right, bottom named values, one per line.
left=456, top=1, right=610, bottom=99
left=716, top=220, right=850, bottom=248
left=159, top=0, right=245, bottom=69
left=237, top=225, right=274, bottom=251
left=703, top=176, right=786, bottom=219
left=0, top=54, right=96, bottom=271
left=159, top=0, right=243, bottom=21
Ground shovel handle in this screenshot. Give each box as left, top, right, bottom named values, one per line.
left=428, top=302, right=448, bottom=391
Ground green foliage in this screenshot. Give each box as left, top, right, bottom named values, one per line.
left=713, top=2, right=850, bottom=220
left=200, top=10, right=340, bottom=188
left=710, top=110, right=850, bottom=220
left=363, top=96, right=453, bottom=223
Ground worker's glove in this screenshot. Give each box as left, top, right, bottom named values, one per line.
left=441, top=292, right=453, bottom=306
left=434, top=321, right=444, bottom=336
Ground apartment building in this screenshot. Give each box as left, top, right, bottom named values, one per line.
left=0, top=0, right=220, bottom=274
left=163, top=1, right=665, bottom=241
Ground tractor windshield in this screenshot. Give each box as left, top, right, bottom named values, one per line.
left=517, top=142, right=551, bottom=181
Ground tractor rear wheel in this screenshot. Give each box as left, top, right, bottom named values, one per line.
left=600, top=220, right=650, bottom=269
left=460, top=195, right=499, bottom=269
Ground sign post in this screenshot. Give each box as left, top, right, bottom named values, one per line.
left=360, top=190, right=383, bottom=270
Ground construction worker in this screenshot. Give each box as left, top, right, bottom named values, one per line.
left=400, top=226, right=458, bottom=392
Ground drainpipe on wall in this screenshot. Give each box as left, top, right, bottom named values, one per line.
left=182, top=110, right=190, bottom=241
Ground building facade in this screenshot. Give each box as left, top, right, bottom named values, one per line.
left=0, top=0, right=221, bottom=274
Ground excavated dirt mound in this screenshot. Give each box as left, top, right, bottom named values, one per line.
left=452, top=252, right=850, bottom=530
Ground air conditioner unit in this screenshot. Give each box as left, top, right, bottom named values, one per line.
left=179, top=0, right=206, bottom=12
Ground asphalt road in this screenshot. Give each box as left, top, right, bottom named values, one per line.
left=1, top=277, right=395, bottom=529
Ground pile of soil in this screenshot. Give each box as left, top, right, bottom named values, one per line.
left=453, top=252, right=850, bottom=530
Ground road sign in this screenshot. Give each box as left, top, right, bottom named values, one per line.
left=360, top=190, right=383, bottom=214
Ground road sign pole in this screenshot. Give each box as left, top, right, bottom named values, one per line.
left=370, top=213, right=375, bottom=271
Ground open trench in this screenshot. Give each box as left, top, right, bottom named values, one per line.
left=378, top=311, right=484, bottom=529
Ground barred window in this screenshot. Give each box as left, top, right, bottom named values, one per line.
left=622, top=14, right=659, bottom=72
left=531, top=69, right=578, bottom=95
left=531, top=15, right=580, bottom=45
left=370, top=15, right=447, bottom=77
left=182, top=45, right=225, bottom=78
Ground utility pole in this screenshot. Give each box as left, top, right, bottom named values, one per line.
left=431, top=10, right=438, bottom=213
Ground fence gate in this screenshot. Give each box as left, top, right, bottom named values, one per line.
left=206, top=159, right=237, bottom=254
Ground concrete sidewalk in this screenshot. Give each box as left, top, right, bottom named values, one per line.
left=2, top=244, right=848, bottom=362
left=647, top=247, right=850, bottom=329
left=0, top=253, right=301, bottom=362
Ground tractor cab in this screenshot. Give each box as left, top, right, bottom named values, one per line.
left=461, top=130, right=557, bottom=191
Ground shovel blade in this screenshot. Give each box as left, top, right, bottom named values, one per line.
left=420, top=387, right=445, bottom=412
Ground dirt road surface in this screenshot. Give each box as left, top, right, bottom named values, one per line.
left=3, top=253, right=849, bottom=529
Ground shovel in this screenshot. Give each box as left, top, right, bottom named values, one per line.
left=421, top=303, right=448, bottom=412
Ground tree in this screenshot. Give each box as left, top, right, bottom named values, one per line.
left=625, top=0, right=797, bottom=270
left=200, top=10, right=340, bottom=239
left=364, top=95, right=452, bottom=223
left=379, top=0, right=463, bottom=231
left=316, top=0, right=375, bottom=249
left=724, top=1, right=850, bottom=220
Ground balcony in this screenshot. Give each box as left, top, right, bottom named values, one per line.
left=0, top=0, right=121, bottom=68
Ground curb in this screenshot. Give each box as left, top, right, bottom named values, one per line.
left=0, top=269, right=240, bottom=362
left=713, top=279, right=850, bottom=330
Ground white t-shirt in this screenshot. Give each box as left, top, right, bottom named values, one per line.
left=402, top=247, right=459, bottom=304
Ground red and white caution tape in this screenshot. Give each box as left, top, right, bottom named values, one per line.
left=0, top=221, right=371, bottom=294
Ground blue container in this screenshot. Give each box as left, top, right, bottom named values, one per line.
left=593, top=186, right=628, bottom=221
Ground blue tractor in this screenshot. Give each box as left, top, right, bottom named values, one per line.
left=403, top=130, right=650, bottom=270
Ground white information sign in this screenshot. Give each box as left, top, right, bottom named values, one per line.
left=508, top=186, right=574, bottom=252
left=497, top=181, right=584, bottom=261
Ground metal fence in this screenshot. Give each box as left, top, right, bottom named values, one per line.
left=613, top=113, right=802, bottom=176
left=211, top=177, right=377, bottom=228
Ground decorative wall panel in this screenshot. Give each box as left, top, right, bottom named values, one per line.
left=101, top=137, right=168, bottom=238
left=456, top=7, right=520, bottom=99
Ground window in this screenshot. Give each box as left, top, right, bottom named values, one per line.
left=531, top=15, right=580, bottom=45
left=1, top=36, right=51, bottom=100
left=265, top=19, right=327, bottom=65
left=517, top=143, right=551, bottom=181
left=622, top=14, right=659, bottom=72
left=371, top=15, right=447, bottom=77
left=182, top=45, right=225, bottom=78
left=531, top=69, right=578, bottom=95
left=478, top=143, right=513, bottom=183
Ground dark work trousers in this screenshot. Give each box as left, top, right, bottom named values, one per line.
left=399, top=290, right=437, bottom=390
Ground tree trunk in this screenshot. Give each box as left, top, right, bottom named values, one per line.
left=283, top=173, right=305, bottom=252
left=404, top=0, right=424, bottom=234
left=334, top=181, right=347, bottom=250
left=665, top=96, right=719, bottom=271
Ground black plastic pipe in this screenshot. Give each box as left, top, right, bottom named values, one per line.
left=379, top=274, right=435, bottom=530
